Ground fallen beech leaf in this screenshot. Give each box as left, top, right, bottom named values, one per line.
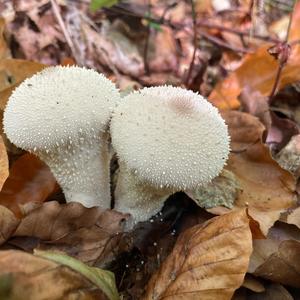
left=0, top=205, right=19, bottom=245
left=249, top=222, right=300, bottom=288
left=253, top=240, right=300, bottom=288
left=0, top=154, right=58, bottom=217
left=144, top=209, right=252, bottom=300
left=208, top=2, right=300, bottom=110
left=0, top=250, right=119, bottom=300
left=223, top=111, right=296, bottom=235
left=0, top=134, right=8, bottom=190
left=11, top=201, right=128, bottom=266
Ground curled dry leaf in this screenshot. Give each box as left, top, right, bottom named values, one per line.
left=0, top=134, right=8, bottom=190
left=144, top=209, right=252, bottom=300
left=249, top=222, right=300, bottom=288
left=0, top=250, right=119, bottom=300
left=208, top=1, right=300, bottom=110
left=0, top=154, right=58, bottom=218
left=11, top=201, right=128, bottom=266
left=223, top=111, right=296, bottom=235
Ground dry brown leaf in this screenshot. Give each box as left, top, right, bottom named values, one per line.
left=223, top=111, right=296, bottom=235
left=0, top=154, right=58, bottom=217
left=0, top=205, right=19, bottom=245
left=0, top=250, right=115, bottom=300
left=242, top=274, right=265, bottom=293
left=10, top=201, right=128, bottom=266
left=0, top=134, right=8, bottom=190
left=286, top=206, right=300, bottom=229
left=208, top=1, right=300, bottom=110
left=0, top=59, right=45, bottom=93
left=0, top=17, right=11, bottom=59
left=144, top=209, right=252, bottom=300
left=249, top=222, right=300, bottom=288
left=247, top=283, right=293, bottom=300
left=253, top=240, right=300, bottom=288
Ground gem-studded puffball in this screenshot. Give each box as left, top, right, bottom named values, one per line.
left=3, top=65, right=119, bottom=151
left=111, top=86, right=230, bottom=190
left=3, top=65, right=120, bottom=208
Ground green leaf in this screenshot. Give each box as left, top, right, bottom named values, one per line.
left=34, top=250, right=119, bottom=300
left=90, top=0, right=119, bottom=11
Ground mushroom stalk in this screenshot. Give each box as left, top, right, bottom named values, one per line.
left=114, top=161, right=172, bottom=223
left=38, top=132, right=111, bottom=208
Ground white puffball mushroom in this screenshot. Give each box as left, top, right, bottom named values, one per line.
left=3, top=66, right=120, bottom=208
left=111, top=85, right=230, bottom=225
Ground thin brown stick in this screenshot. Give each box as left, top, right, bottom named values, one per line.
left=198, top=30, right=252, bottom=54
left=143, top=0, right=151, bottom=75
left=185, top=0, right=197, bottom=87
left=50, top=0, right=82, bottom=65
left=269, top=0, right=296, bottom=101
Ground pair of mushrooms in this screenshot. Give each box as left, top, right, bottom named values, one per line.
left=3, top=66, right=230, bottom=225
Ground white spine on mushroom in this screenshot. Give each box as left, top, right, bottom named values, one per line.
left=3, top=66, right=120, bottom=208
left=111, top=86, right=230, bottom=225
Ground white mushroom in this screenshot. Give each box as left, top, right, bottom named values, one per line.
left=3, top=66, right=120, bottom=208
left=111, top=86, right=230, bottom=224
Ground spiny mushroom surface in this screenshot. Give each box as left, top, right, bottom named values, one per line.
left=111, top=86, right=230, bottom=224
left=3, top=66, right=120, bottom=208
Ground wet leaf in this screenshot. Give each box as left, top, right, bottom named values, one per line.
left=0, top=134, right=8, bottom=190
left=0, top=250, right=119, bottom=300
left=144, top=209, right=252, bottom=300
left=223, top=111, right=296, bottom=235
left=0, top=154, right=58, bottom=217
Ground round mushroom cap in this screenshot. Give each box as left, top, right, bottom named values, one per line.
left=3, top=66, right=120, bottom=151
left=111, top=86, right=230, bottom=190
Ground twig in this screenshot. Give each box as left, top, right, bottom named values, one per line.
left=50, top=0, right=83, bottom=65
left=198, top=30, right=252, bottom=54
left=196, top=20, right=279, bottom=43
left=268, top=0, right=296, bottom=101
left=185, top=0, right=197, bottom=87
left=143, top=0, right=151, bottom=75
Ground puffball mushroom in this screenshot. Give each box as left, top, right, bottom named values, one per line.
left=3, top=66, right=120, bottom=208
left=111, top=86, right=230, bottom=224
